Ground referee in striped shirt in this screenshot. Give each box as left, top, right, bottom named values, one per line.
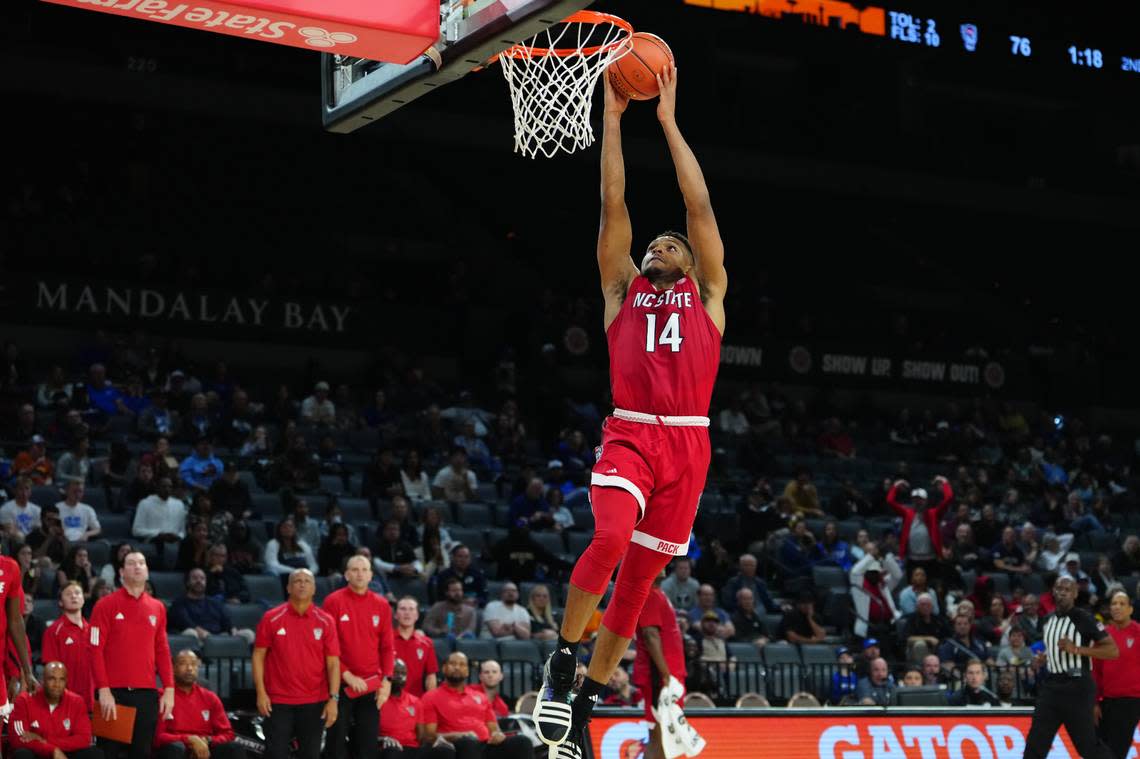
left=1025, top=576, right=1119, bottom=759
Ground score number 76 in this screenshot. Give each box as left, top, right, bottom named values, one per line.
left=1009, top=35, right=1032, bottom=56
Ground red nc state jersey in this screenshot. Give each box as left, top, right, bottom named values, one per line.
left=607, top=276, right=721, bottom=416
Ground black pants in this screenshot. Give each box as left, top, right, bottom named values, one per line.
left=154, top=740, right=248, bottom=759
left=379, top=748, right=455, bottom=759
left=450, top=736, right=536, bottom=759
left=98, top=688, right=161, bottom=759
left=1025, top=677, right=1112, bottom=759
left=325, top=688, right=379, bottom=759
left=1098, top=697, right=1140, bottom=759
left=11, top=750, right=103, bottom=759
left=265, top=701, right=326, bottom=759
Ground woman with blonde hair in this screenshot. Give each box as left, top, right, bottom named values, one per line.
left=528, top=584, right=559, bottom=641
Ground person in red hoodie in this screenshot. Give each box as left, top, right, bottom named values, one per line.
left=1093, top=589, right=1140, bottom=759
left=8, top=661, right=99, bottom=759
left=154, top=650, right=242, bottom=759
left=40, top=582, right=96, bottom=712
left=886, top=476, right=953, bottom=583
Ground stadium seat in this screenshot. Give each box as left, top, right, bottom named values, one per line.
left=486, top=581, right=505, bottom=602
left=683, top=692, right=715, bottom=708
left=498, top=640, right=541, bottom=700
left=458, top=503, right=492, bottom=528
left=336, top=497, right=371, bottom=523
left=498, top=639, right=542, bottom=665
left=314, top=575, right=333, bottom=602
left=228, top=603, right=265, bottom=630
left=319, top=475, right=345, bottom=494
left=201, top=634, right=250, bottom=659
left=532, top=531, right=566, bottom=556
left=727, top=642, right=762, bottom=662
left=31, top=486, right=61, bottom=508
left=485, top=527, right=508, bottom=550
left=33, top=599, right=59, bottom=624
left=98, top=514, right=131, bottom=541
left=80, top=540, right=111, bottom=568
left=84, top=489, right=107, bottom=512
left=515, top=691, right=539, bottom=715
left=570, top=507, right=593, bottom=532
left=492, top=503, right=511, bottom=527
left=566, top=532, right=591, bottom=557
left=457, top=638, right=498, bottom=665
left=447, top=527, right=485, bottom=555
left=237, top=470, right=259, bottom=493
left=812, top=565, right=847, bottom=591
left=1020, top=573, right=1047, bottom=595
left=762, top=643, right=803, bottom=701
left=251, top=493, right=283, bottom=518
left=150, top=571, right=186, bottom=600
left=433, top=637, right=453, bottom=667
left=388, top=578, right=429, bottom=608
left=245, top=574, right=285, bottom=605
left=168, top=633, right=201, bottom=654
left=475, top=483, right=498, bottom=503
left=800, top=644, right=840, bottom=702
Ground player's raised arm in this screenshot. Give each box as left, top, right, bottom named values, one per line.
left=656, top=64, right=727, bottom=322
left=598, top=75, right=639, bottom=328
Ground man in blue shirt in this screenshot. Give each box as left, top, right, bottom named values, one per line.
left=85, top=363, right=126, bottom=416
left=509, top=477, right=554, bottom=529
left=170, top=568, right=254, bottom=645
left=179, top=437, right=224, bottom=493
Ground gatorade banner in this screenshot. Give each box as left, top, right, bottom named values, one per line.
left=586, top=711, right=1122, bottom=759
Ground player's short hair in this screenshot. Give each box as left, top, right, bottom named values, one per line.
left=654, top=230, right=694, bottom=262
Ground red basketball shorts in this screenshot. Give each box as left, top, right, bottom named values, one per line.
left=590, top=408, right=711, bottom=557
left=632, top=679, right=685, bottom=721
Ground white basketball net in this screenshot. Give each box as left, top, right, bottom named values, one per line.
left=499, top=14, right=632, bottom=159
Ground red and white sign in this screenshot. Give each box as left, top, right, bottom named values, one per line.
left=38, top=0, right=439, bottom=64
left=590, top=714, right=1140, bottom=759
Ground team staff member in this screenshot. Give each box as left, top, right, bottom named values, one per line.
left=252, top=568, right=340, bottom=759
left=8, top=661, right=99, bottom=759
left=1024, top=576, right=1118, bottom=759
left=322, top=555, right=395, bottom=759
left=421, top=652, right=532, bottom=759
left=633, top=573, right=687, bottom=759
left=41, top=582, right=96, bottom=711
left=392, top=597, right=438, bottom=697
left=379, top=659, right=447, bottom=759
left=1094, top=590, right=1140, bottom=759
left=154, top=650, right=243, bottom=759
left=91, top=551, right=175, bottom=759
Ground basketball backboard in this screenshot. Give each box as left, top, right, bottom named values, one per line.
left=321, top=0, right=595, bottom=133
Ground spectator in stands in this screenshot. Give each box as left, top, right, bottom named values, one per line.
left=265, top=518, right=318, bottom=579
left=27, top=506, right=68, bottom=567
left=779, top=590, right=826, bottom=644
left=179, top=437, right=223, bottom=494
left=997, top=626, right=1033, bottom=666
left=486, top=525, right=567, bottom=586
left=179, top=393, right=218, bottom=443
left=971, top=504, right=1004, bottom=551
left=332, top=385, right=357, bottom=431
left=432, top=447, right=477, bottom=506
left=854, top=657, right=895, bottom=707
left=937, top=614, right=990, bottom=672
left=454, top=419, right=494, bottom=475
left=363, top=449, right=405, bottom=513
left=737, top=480, right=787, bottom=546
left=480, top=582, right=531, bottom=641
left=1094, top=554, right=1118, bottom=594
left=887, top=476, right=952, bottom=580
left=992, top=525, right=1032, bottom=576
left=921, top=654, right=948, bottom=687
left=11, top=435, right=53, bottom=486
left=692, top=611, right=729, bottom=665
left=782, top=470, right=824, bottom=518
left=300, top=381, right=336, bottom=426
left=818, top=417, right=856, bottom=459
left=902, top=593, right=948, bottom=663
left=695, top=536, right=735, bottom=589
left=170, top=568, right=255, bottom=645
left=602, top=666, right=642, bottom=707
left=316, top=434, right=351, bottom=491
left=1037, top=532, right=1075, bottom=573
left=221, top=388, right=261, bottom=450
left=508, top=477, right=554, bottom=530
left=321, top=503, right=358, bottom=547
left=420, top=652, right=531, bottom=759
left=432, top=544, right=486, bottom=606
left=56, top=480, right=100, bottom=543
left=688, top=584, right=735, bottom=640
left=818, top=521, right=854, bottom=571
left=946, top=523, right=982, bottom=578
left=939, top=503, right=972, bottom=551
left=781, top=517, right=824, bottom=578
left=175, top=520, right=212, bottom=572
left=1, top=476, right=42, bottom=542
left=373, top=519, right=421, bottom=581
left=138, top=390, right=179, bottom=441
left=469, top=660, right=510, bottom=717
left=392, top=598, right=438, bottom=697
left=121, top=458, right=156, bottom=513
left=226, top=520, right=263, bottom=575
left=56, top=545, right=95, bottom=595
left=527, top=584, right=559, bottom=641
left=899, top=566, right=939, bottom=616
left=154, top=650, right=242, bottom=759
left=661, top=557, right=699, bottom=612
left=978, top=596, right=1013, bottom=644
left=386, top=496, right=418, bottom=547
left=8, top=661, right=99, bottom=759
left=84, top=364, right=127, bottom=418
left=851, top=553, right=901, bottom=640
left=730, top=587, right=770, bottom=648
left=318, top=522, right=357, bottom=578
left=132, top=476, right=186, bottom=549
left=1010, top=593, right=1044, bottom=643
left=252, top=569, right=339, bottom=759
left=720, top=554, right=776, bottom=614
left=35, top=366, right=73, bottom=409
left=949, top=659, right=1000, bottom=706
left=289, top=498, right=323, bottom=551
left=1112, top=535, right=1140, bottom=577
left=423, top=577, right=476, bottom=639
left=400, top=449, right=433, bottom=504
left=239, top=425, right=270, bottom=458
left=209, top=461, right=252, bottom=521
left=204, top=543, right=249, bottom=603
left=717, top=393, right=750, bottom=436
left=1060, top=551, right=1096, bottom=594
left=41, top=582, right=95, bottom=710
left=56, top=436, right=92, bottom=486
left=829, top=480, right=872, bottom=520
left=275, top=436, right=320, bottom=492
left=362, top=390, right=397, bottom=435
left=418, top=529, right=449, bottom=581
left=13, top=543, right=38, bottom=597
left=830, top=646, right=858, bottom=705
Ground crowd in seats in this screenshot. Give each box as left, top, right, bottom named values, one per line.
left=1, top=332, right=1139, bottom=713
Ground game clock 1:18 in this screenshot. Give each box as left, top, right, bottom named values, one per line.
left=1068, top=46, right=1104, bottom=68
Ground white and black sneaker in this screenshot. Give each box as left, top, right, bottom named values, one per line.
left=548, top=723, right=588, bottom=759
left=533, top=650, right=576, bottom=746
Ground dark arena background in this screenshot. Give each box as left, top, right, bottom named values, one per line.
left=3, top=1, right=1140, bottom=757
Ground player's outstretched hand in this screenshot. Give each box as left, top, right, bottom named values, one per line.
left=603, top=74, right=628, bottom=116
left=656, top=62, right=677, bottom=123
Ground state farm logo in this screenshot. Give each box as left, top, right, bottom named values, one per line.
left=299, top=27, right=358, bottom=48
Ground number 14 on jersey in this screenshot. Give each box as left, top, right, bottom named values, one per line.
left=646, top=313, right=683, bottom=352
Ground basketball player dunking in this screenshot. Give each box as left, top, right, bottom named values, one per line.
left=535, top=63, right=726, bottom=759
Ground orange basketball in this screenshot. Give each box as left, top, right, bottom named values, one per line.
left=608, top=32, right=674, bottom=101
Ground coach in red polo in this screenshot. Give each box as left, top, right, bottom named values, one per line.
left=322, top=554, right=395, bottom=759
left=41, top=581, right=96, bottom=711
left=420, top=652, right=532, bottom=759
left=155, top=650, right=243, bottom=759
left=8, top=661, right=99, bottom=759
left=91, top=550, right=175, bottom=759
left=392, top=597, right=438, bottom=697
left=253, top=568, right=340, bottom=759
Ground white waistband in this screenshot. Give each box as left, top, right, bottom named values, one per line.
left=613, top=408, right=710, bottom=427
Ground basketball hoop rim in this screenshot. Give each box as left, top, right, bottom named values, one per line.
left=499, top=11, right=633, bottom=59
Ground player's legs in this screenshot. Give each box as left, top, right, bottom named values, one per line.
left=644, top=724, right=666, bottom=759
left=1023, top=681, right=1067, bottom=759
